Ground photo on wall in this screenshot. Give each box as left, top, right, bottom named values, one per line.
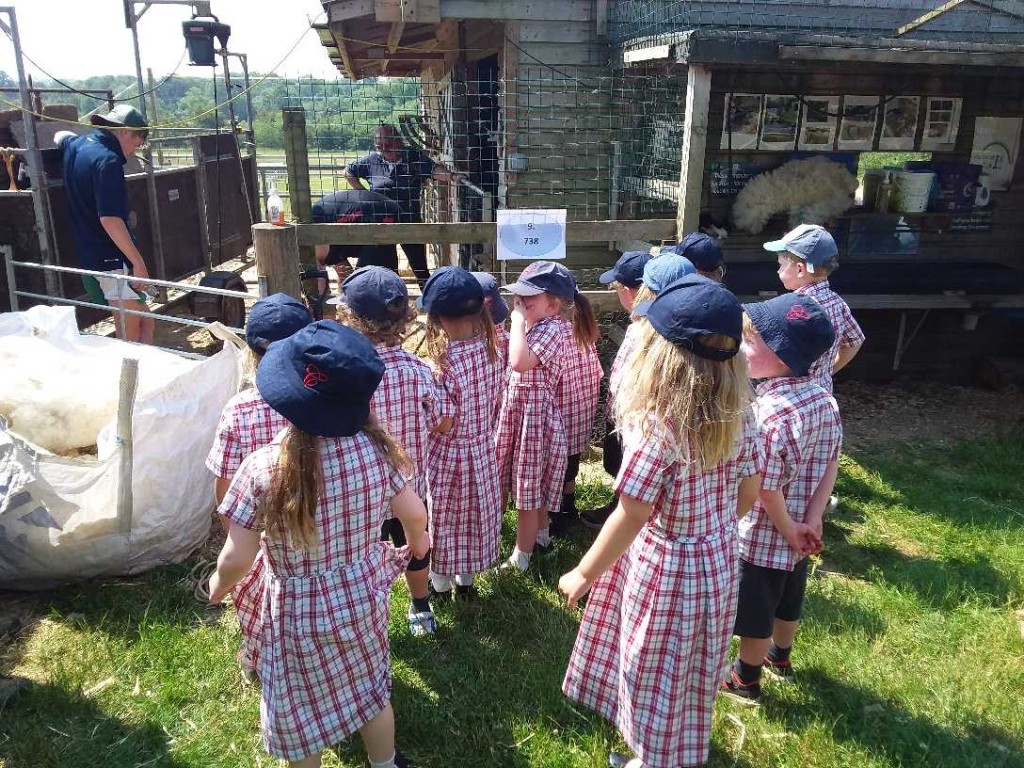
left=720, top=93, right=762, bottom=150
left=798, top=96, right=839, bottom=150
left=838, top=96, right=880, bottom=150
left=921, top=97, right=962, bottom=150
left=759, top=95, right=800, bottom=150
left=880, top=96, right=919, bottom=150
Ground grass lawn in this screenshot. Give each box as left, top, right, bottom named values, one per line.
left=2, top=432, right=1023, bottom=768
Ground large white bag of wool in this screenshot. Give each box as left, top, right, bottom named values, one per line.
left=0, top=305, right=240, bottom=589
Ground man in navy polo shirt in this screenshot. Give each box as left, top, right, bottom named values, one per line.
left=344, top=123, right=465, bottom=288
left=57, top=104, right=154, bottom=344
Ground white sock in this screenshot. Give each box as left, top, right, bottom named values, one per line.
left=508, top=547, right=531, bottom=571
left=536, top=528, right=551, bottom=547
left=369, top=753, right=397, bottom=768
left=430, top=572, right=453, bottom=593
left=454, top=573, right=475, bottom=587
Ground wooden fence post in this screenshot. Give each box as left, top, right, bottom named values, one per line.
left=253, top=223, right=301, bottom=300
left=676, top=64, right=712, bottom=239
left=282, top=107, right=318, bottom=301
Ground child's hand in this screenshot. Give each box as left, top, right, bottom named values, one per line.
left=510, top=304, right=526, bottom=325
left=558, top=568, right=592, bottom=608
left=207, top=572, right=228, bottom=605
left=784, top=521, right=822, bottom=557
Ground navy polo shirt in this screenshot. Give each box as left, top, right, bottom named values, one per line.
left=345, top=148, right=436, bottom=221
left=60, top=129, right=131, bottom=271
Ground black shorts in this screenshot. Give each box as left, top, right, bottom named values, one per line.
left=602, top=421, right=623, bottom=478
left=380, top=517, right=429, bottom=571
left=324, top=244, right=398, bottom=271
left=733, top=557, right=809, bottom=638
left=563, top=453, right=581, bottom=485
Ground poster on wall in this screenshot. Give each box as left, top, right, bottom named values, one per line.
left=798, top=96, right=839, bottom=150
left=921, top=97, right=962, bottom=150
left=969, top=116, right=1021, bottom=191
left=496, top=209, right=567, bottom=261
left=759, top=95, right=800, bottom=150
left=879, top=96, right=920, bottom=150
left=720, top=93, right=762, bottom=150
left=838, top=96, right=880, bottom=150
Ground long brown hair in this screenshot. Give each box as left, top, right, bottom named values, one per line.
left=337, top=300, right=415, bottom=347
left=261, top=415, right=413, bottom=550
left=424, top=306, right=499, bottom=370
left=614, top=321, right=750, bottom=468
left=564, top=292, right=599, bottom=348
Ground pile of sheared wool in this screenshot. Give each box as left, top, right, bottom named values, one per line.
left=0, top=337, right=162, bottom=455
left=732, top=156, right=857, bottom=234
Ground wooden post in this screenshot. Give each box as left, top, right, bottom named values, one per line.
left=253, top=223, right=301, bottom=300
left=281, top=107, right=317, bottom=295
left=676, top=65, right=711, bottom=239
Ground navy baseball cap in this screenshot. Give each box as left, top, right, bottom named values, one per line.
left=642, top=254, right=696, bottom=294
left=329, top=265, right=409, bottom=320
left=763, top=224, right=838, bottom=273
left=503, top=261, right=577, bottom=300
left=633, top=274, right=743, bottom=360
left=245, top=293, right=312, bottom=354
left=743, top=294, right=836, bottom=377
left=418, top=266, right=485, bottom=317
left=599, top=250, right=652, bottom=287
left=256, top=321, right=384, bottom=437
left=472, top=271, right=509, bottom=324
left=674, top=232, right=724, bottom=273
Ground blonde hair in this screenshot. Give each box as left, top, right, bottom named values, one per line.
left=424, top=307, right=499, bottom=371
left=260, top=415, right=412, bottom=551
left=614, top=321, right=750, bottom=468
left=336, top=300, right=415, bottom=347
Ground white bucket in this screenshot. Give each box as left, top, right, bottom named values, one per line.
left=894, top=171, right=935, bottom=213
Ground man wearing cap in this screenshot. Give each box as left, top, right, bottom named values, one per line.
left=344, top=124, right=466, bottom=288
left=57, top=105, right=154, bottom=344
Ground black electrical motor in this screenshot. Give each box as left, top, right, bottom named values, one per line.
left=182, top=15, right=231, bottom=67
left=189, top=271, right=247, bottom=329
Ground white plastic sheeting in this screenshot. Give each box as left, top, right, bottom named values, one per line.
left=0, top=306, right=240, bottom=589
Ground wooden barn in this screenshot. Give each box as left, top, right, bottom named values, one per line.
left=313, top=0, right=1024, bottom=383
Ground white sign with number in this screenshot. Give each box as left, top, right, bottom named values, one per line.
left=496, top=209, right=567, bottom=261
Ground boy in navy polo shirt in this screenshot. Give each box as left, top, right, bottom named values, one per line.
left=722, top=293, right=840, bottom=704
left=57, top=105, right=154, bottom=344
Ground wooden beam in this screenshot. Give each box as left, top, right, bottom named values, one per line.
left=376, top=0, right=441, bottom=23
left=253, top=224, right=302, bottom=300
left=895, top=0, right=967, bottom=37
left=331, top=22, right=360, bottom=80
left=387, top=20, right=406, bottom=53
left=777, top=45, right=1024, bottom=68
left=363, top=48, right=444, bottom=60
left=676, top=65, right=711, bottom=239
left=328, top=0, right=375, bottom=22
left=439, top=0, right=592, bottom=21
left=595, top=0, right=608, bottom=37
left=295, top=219, right=677, bottom=246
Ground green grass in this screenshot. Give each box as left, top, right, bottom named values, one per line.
left=2, top=436, right=1023, bottom=768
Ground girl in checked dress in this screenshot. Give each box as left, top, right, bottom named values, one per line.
left=559, top=276, right=761, bottom=768
left=208, top=321, right=428, bottom=768
left=494, top=261, right=578, bottom=570
left=419, top=267, right=504, bottom=599
left=205, top=293, right=311, bottom=682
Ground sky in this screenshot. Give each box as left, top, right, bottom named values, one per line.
left=0, top=0, right=341, bottom=82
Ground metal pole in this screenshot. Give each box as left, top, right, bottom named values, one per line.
left=221, top=48, right=254, bottom=227
left=146, top=68, right=165, bottom=165
left=235, top=53, right=255, bottom=141
left=128, top=4, right=168, bottom=297
left=3, top=244, right=17, bottom=310
left=2, top=7, right=60, bottom=297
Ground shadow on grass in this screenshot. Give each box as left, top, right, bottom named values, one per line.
left=762, top=668, right=1024, bottom=768
left=0, top=680, right=189, bottom=768
left=803, top=587, right=889, bottom=642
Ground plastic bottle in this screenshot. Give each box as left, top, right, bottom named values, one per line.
left=267, top=188, right=285, bottom=226
left=874, top=171, right=893, bottom=213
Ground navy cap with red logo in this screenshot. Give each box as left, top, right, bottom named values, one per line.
left=742, top=293, right=835, bottom=376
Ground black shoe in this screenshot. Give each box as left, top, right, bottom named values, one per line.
left=548, top=512, right=573, bottom=538
left=720, top=669, right=762, bottom=706
left=454, top=584, right=477, bottom=602
left=580, top=497, right=617, bottom=530
left=559, top=492, right=579, bottom=520
left=395, top=751, right=413, bottom=768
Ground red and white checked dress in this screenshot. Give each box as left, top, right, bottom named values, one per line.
left=606, top=320, right=645, bottom=421
left=740, top=377, right=842, bottom=571
left=563, top=415, right=757, bottom=768
left=796, top=280, right=865, bottom=393
left=494, top=316, right=569, bottom=513
left=206, top=388, right=289, bottom=670
left=220, top=431, right=411, bottom=762
left=556, top=319, right=603, bottom=455
left=373, top=345, right=448, bottom=501
left=494, top=323, right=510, bottom=369
left=426, top=336, right=505, bottom=575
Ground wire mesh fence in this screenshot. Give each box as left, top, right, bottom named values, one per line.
left=610, top=0, right=1024, bottom=51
